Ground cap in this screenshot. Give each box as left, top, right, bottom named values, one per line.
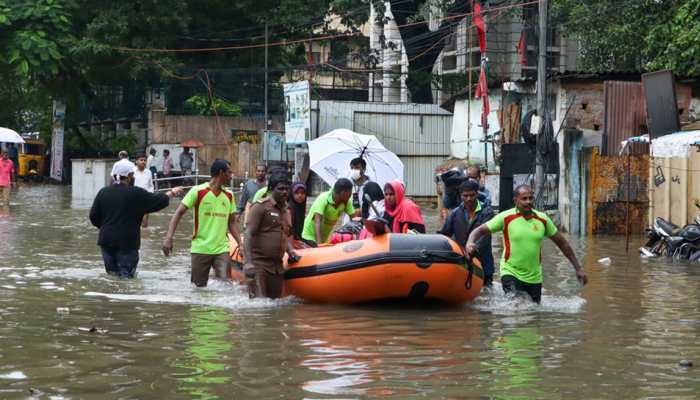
left=113, top=159, right=136, bottom=178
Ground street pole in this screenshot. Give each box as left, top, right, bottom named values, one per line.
left=535, top=0, right=547, bottom=203
left=264, top=22, right=269, bottom=130
left=467, top=18, right=472, bottom=160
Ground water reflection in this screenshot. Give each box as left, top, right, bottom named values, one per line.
left=174, top=307, right=232, bottom=399
left=486, top=326, right=544, bottom=399
left=290, top=305, right=483, bottom=398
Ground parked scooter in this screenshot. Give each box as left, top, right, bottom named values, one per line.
left=640, top=203, right=700, bottom=259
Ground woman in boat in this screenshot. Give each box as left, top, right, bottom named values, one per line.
left=383, top=180, right=426, bottom=233
left=289, top=182, right=307, bottom=242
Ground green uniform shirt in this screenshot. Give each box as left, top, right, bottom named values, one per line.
left=252, top=187, right=268, bottom=203
left=485, top=208, right=557, bottom=284
left=301, top=190, right=355, bottom=243
left=182, top=182, right=237, bottom=254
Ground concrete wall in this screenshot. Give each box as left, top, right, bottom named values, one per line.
left=151, top=114, right=284, bottom=145
left=149, top=113, right=284, bottom=175
left=71, top=159, right=112, bottom=200
left=449, top=92, right=502, bottom=169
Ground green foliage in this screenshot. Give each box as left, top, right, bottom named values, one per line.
left=109, top=133, right=138, bottom=155
left=646, top=0, right=700, bottom=76
left=185, top=95, right=242, bottom=116
left=0, top=0, right=75, bottom=81
left=552, top=0, right=700, bottom=76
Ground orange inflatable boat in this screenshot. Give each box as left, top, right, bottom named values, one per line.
left=232, top=234, right=484, bottom=305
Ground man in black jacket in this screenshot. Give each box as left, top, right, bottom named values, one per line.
left=90, top=161, right=182, bottom=278
left=439, top=179, right=496, bottom=286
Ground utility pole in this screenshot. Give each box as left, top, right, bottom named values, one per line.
left=467, top=17, right=472, bottom=160
left=264, top=22, right=269, bottom=130
left=534, top=0, right=547, bottom=204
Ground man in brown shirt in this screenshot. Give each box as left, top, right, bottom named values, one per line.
left=243, top=171, right=300, bottom=298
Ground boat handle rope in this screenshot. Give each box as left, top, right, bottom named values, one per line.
left=464, top=249, right=480, bottom=290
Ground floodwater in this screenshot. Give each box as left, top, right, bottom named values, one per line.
left=1, top=185, right=699, bottom=399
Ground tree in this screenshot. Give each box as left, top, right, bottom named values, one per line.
left=551, top=0, right=700, bottom=76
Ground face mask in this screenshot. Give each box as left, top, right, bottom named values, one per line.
left=349, top=169, right=361, bottom=180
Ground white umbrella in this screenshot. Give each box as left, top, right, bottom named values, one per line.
left=0, top=127, right=25, bottom=144
left=308, top=129, right=404, bottom=187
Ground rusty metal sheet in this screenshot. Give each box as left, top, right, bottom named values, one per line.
left=603, top=81, right=649, bottom=156
left=589, top=150, right=650, bottom=234
left=642, top=70, right=680, bottom=138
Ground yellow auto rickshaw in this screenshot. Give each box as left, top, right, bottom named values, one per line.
left=18, top=139, right=46, bottom=180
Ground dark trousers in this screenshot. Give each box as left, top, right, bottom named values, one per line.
left=501, top=275, right=542, bottom=304
left=246, top=270, right=284, bottom=299
left=100, top=246, right=139, bottom=278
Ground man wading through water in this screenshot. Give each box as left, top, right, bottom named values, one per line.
left=439, top=179, right=495, bottom=286
left=466, top=184, right=587, bottom=303
left=162, top=159, right=242, bottom=287
left=244, top=170, right=300, bottom=298
left=90, top=161, right=183, bottom=278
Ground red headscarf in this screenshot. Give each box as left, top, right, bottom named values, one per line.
left=384, top=180, right=424, bottom=233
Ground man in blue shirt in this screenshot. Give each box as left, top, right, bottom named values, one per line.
left=439, top=179, right=495, bottom=286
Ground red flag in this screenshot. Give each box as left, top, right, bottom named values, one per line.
left=473, top=3, right=486, bottom=53
left=475, top=65, right=490, bottom=128
left=517, top=31, right=526, bottom=65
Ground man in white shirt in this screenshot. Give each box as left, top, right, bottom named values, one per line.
left=133, top=153, right=155, bottom=227
left=110, top=150, right=130, bottom=183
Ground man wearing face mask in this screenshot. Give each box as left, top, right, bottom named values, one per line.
left=342, top=157, right=368, bottom=224
left=90, top=161, right=183, bottom=278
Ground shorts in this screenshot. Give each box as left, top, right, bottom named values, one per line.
left=501, top=275, right=542, bottom=304
left=191, top=253, right=230, bottom=287
left=246, top=270, right=284, bottom=299
left=0, top=186, right=10, bottom=206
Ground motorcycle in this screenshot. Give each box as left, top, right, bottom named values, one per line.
left=640, top=204, right=700, bottom=259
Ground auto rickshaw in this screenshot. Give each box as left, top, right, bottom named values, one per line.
left=18, top=139, right=46, bottom=181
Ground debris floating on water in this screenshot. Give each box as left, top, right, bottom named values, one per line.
left=679, top=360, right=693, bottom=367
left=597, top=257, right=611, bottom=265
left=56, top=307, right=70, bottom=314
left=78, top=326, right=108, bottom=334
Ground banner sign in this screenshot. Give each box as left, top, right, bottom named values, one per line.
left=283, top=81, right=311, bottom=144
left=50, top=99, right=66, bottom=182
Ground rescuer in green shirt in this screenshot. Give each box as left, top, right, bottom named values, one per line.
left=466, top=184, right=587, bottom=303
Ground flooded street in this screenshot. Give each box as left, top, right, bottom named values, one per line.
left=1, top=184, right=699, bottom=399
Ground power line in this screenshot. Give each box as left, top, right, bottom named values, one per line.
left=111, top=0, right=542, bottom=54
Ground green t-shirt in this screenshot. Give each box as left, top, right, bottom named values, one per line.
left=485, top=208, right=558, bottom=284
left=182, top=182, right=237, bottom=254
left=252, top=187, right=268, bottom=203
left=301, top=190, right=355, bottom=243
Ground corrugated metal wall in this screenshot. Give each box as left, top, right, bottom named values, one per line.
left=311, top=100, right=452, bottom=196
left=602, top=81, right=649, bottom=156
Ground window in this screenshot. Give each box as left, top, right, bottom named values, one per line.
left=443, top=55, right=457, bottom=71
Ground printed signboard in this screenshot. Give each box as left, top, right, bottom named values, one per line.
left=284, top=81, right=311, bottom=144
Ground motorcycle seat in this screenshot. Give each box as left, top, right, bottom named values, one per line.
left=656, top=218, right=678, bottom=236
